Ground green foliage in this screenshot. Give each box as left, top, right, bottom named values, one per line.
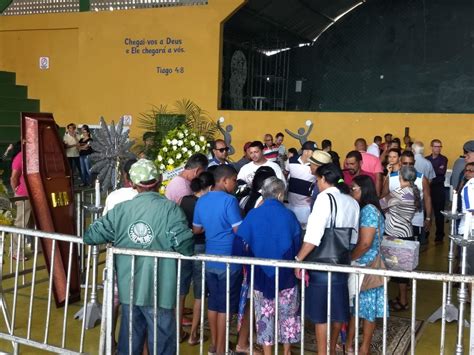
left=136, top=99, right=217, bottom=158
left=0, top=180, right=13, bottom=226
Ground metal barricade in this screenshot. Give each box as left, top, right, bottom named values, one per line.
left=8, top=196, right=30, bottom=278
left=0, top=225, right=96, bottom=354
left=1, top=222, right=474, bottom=354
left=100, top=247, right=474, bottom=355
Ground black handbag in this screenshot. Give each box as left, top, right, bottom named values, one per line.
left=305, top=193, right=354, bottom=265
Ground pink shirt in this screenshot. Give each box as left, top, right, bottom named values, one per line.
left=165, top=175, right=191, bottom=204
left=11, top=153, right=28, bottom=197
left=361, top=152, right=383, bottom=175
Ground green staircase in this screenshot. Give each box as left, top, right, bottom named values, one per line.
left=0, top=71, right=40, bottom=187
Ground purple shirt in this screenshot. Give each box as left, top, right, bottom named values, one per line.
left=426, top=154, right=448, bottom=185
left=165, top=175, right=191, bottom=204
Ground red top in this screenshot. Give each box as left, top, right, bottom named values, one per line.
left=343, top=169, right=376, bottom=186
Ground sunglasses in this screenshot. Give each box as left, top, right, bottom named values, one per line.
left=216, top=147, right=230, bottom=153
left=466, top=169, right=474, bottom=173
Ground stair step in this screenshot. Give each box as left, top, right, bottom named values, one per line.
left=0, top=72, right=16, bottom=85
left=0, top=97, right=39, bottom=111
left=0, top=126, right=20, bottom=141
left=0, top=84, right=28, bottom=98
left=0, top=111, right=21, bottom=125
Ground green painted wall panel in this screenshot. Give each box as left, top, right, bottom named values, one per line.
left=0, top=98, right=39, bottom=111
left=0, top=84, right=28, bottom=98
left=0, top=71, right=16, bottom=85
left=0, top=111, right=21, bottom=125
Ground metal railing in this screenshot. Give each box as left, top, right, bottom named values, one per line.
left=1, top=220, right=474, bottom=354
left=0, top=224, right=97, bottom=354
left=101, top=246, right=474, bottom=355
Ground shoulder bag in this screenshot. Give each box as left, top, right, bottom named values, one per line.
left=305, top=193, right=354, bottom=265
left=360, top=209, right=387, bottom=291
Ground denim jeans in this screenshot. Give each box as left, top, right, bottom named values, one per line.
left=79, top=155, right=91, bottom=185
left=118, top=305, right=176, bottom=355
left=179, top=243, right=206, bottom=298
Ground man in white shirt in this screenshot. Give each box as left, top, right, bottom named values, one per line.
left=460, top=164, right=474, bottom=275
left=237, top=141, right=285, bottom=187
left=367, top=136, right=382, bottom=157
left=102, top=158, right=138, bottom=347
left=412, top=141, right=436, bottom=181
left=459, top=162, right=474, bottom=236
left=63, top=123, right=81, bottom=182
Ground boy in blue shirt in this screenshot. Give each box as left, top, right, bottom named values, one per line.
left=193, top=165, right=242, bottom=355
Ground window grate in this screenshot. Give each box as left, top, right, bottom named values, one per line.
left=3, top=0, right=80, bottom=15
left=90, top=0, right=207, bottom=12
left=2, top=0, right=207, bottom=16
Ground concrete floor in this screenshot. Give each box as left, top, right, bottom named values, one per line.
left=0, top=228, right=470, bottom=354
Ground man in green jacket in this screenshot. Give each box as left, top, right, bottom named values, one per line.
left=84, top=159, right=193, bottom=355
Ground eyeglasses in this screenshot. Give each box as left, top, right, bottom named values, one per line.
left=350, top=186, right=360, bottom=192
left=401, top=162, right=415, bottom=166
left=216, top=147, right=230, bottom=153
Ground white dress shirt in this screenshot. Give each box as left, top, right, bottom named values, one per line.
left=459, top=178, right=474, bottom=235
left=304, top=186, right=359, bottom=246
left=237, top=160, right=286, bottom=187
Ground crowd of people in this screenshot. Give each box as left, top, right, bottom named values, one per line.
left=63, top=122, right=94, bottom=187
left=82, top=131, right=474, bottom=355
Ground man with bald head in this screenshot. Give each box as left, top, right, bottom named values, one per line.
left=412, top=141, right=436, bottom=182
left=353, top=138, right=383, bottom=195
left=208, top=139, right=231, bottom=167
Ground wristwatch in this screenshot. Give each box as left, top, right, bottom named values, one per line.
left=425, top=217, right=431, bottom=221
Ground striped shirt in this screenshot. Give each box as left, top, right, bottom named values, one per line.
left=389, top=171, right=424, bottom=227
left=287, top=158, right=315, bottom=207
left=382, top=186, right=416, bottom=239
left=263, top=145, right=279, bottom=162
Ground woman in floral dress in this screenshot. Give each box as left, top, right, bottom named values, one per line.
left=346, top=175, right=388, bottom=355
left=237, top=177, right=301, bottom=355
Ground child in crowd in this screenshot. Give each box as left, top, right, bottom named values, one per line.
left=192, top=165, right=243, bottom=355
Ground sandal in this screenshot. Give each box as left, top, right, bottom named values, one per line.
left=179, top=330, right=190, bottom=343
left=188, top=334, right=208, bottom=346
left=390, top=299, right=409, bottom=311
left=235, top=344, right=263, bottom=354
left=335, top=343, right=354, bottom=354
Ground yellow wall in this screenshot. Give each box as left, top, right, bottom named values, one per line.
left=221, top=111, right=473, bottom=167
left=0, top=0, right=472, bottom=167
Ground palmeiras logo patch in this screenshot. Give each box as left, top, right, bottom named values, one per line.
left=128, top=221, right=154, bottom=246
